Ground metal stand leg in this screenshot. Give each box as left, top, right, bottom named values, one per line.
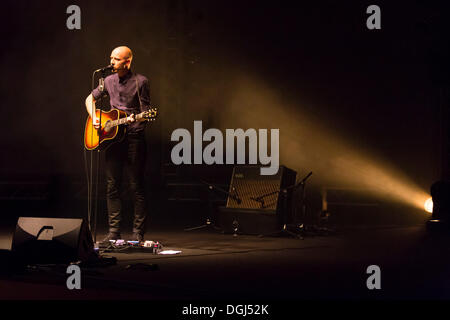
left=184, top=187, right=223, bottom=233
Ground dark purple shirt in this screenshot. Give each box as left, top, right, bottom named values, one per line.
left=92, top=70, right=151, bottom=133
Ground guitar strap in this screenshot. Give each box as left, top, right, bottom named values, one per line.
left=136, top=78, right=142, bottom=111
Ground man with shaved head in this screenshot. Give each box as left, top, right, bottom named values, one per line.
left=85, top=46, right=151, bottom=243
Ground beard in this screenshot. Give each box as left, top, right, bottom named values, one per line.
left=113, top=64, right=128, bottom=72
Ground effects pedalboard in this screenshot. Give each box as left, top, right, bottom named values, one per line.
left=96, top=239, right=163, bottom=254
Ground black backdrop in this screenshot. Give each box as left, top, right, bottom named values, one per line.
left=1, top=0, right=449, bottom=227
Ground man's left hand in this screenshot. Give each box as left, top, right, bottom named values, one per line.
left=127, top=114, right=136, bottom=124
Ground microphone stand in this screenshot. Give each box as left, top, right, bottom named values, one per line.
left=184, top=180, right=236, bottom=233
left=291, top=171, right=313, bottom=237
left=250, top=190, right=279, bottom=209
left=258, top=172, right=313, bottom=239
left=89, top=68, right=108, bottom=244
left=295, top=172, right=333, bottom=236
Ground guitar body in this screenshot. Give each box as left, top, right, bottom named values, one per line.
left=84, top=109, right=127, bottom=150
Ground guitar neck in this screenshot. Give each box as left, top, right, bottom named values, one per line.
left=109, top=111, right=146, bottom=128
left=134, top=112, right=148, bottom=121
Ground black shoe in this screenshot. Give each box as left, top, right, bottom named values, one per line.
left=102, top=232, right=121, bottom=243
left=131, top=232, right=144, bottom=242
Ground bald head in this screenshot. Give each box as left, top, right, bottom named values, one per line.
left=112, top=46, right=133, bottom=60
left=110, top=46, right=133, bottom=74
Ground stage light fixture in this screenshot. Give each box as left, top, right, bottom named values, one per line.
left=427, top=180, right=450, bottom=232
left=424, top=197, right=433, bottom=213
left=430, top=180, right=450, bottom=219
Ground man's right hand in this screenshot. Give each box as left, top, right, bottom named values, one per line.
left=92, top=117, right=100, bottom=129
left=85, top=94, right=99, bottom=128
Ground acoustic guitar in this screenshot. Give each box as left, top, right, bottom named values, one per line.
left=84, top=108, right=158, bottom=150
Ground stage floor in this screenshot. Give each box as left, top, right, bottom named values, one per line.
left=1, top=222, right=450, bottom=302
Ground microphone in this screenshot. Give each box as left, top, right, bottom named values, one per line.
left=98, top=78, right=104, bottom=92
left=250, top=196, right=265, bottom=208
left=231, top=187, right=242, bottom=204
left=95, top=64, right=113, bottom=72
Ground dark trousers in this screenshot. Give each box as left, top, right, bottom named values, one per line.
left=105, top=131, right=147, bottom=235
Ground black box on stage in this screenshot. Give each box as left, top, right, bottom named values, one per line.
left=218, top=165, right=297, bottom=234
left=11, top=217, right=96, bottom=264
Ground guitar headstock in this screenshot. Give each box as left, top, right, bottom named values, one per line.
left=143, top=107, right=158, bottom=121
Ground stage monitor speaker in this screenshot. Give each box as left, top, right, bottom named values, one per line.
left=11, top=217, right=97, bottom=265
left=219, top=165, right=297, bottom=234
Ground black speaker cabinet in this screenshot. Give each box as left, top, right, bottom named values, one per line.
left=219, top=165, right=297, bottom=234
left=12, top=217, right=96, bottom=264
